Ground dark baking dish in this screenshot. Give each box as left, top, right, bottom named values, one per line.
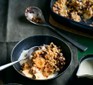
left=50, top=0, right=93, bottom=32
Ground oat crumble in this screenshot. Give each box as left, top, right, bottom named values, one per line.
left=21, top=42, right=66, bottom=79
left=53, top=0, right=93, bottom=22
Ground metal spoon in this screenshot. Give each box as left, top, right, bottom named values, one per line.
left=25, top=6, right=88, bottom=51
left=0, top=46, right=39, bottom=71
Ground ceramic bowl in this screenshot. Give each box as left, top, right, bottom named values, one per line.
left=11, top=35, right=72, bottom=80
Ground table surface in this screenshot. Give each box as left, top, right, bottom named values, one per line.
left=0, top=0, right=93, bottom=85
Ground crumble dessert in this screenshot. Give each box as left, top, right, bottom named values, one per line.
left=53, top=0, right=93, bottom=22
left=20, top=42, right=66, bottom=80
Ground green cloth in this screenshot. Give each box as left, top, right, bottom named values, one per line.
left=62, top=30, right=93, bottom=61
left=77, top=36, right=93, bottom=60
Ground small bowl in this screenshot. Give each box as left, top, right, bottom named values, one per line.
left=11, top=35, right=72, bottom=80
left=76, top=54, right=93, bottom=78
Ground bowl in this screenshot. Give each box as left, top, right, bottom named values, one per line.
left=50, top=0, right=93, bottom=32
left=11, top=35, right=72, bottom=80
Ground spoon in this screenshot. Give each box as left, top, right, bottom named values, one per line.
left=25, top=6, right=88, bottom=51
left=0, top=46, right=39, bottom=71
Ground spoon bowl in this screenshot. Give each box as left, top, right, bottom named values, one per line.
left=25, top=6, right=46, bottom=26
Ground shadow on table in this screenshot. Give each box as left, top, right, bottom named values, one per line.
left=18, top=15, right=31, bottom=25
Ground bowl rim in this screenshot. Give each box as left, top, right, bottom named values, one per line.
left=11, top=35, right=73, bottom=81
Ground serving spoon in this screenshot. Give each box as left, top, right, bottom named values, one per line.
left=25, top=6, right=88, bottom=51
left=0, top=46, right=39, bottom=71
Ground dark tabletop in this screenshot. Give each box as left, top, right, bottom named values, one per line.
left=0, top=0, right=93, bottom=85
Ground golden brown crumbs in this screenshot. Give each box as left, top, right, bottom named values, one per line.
left=32, top=17, right=43, bottom=23
left=53, top=0, right=93, bottom=22
left=21, top=42, right=66, bottom=79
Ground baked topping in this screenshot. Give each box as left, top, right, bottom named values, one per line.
left=21, top=42, right=66, bottom=79
left=53, top=0, right=93, bottom=22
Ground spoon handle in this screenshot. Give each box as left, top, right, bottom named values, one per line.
left=0, top=60, right=19, bottom=71
left=47, top=24, right=88, bottom=51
